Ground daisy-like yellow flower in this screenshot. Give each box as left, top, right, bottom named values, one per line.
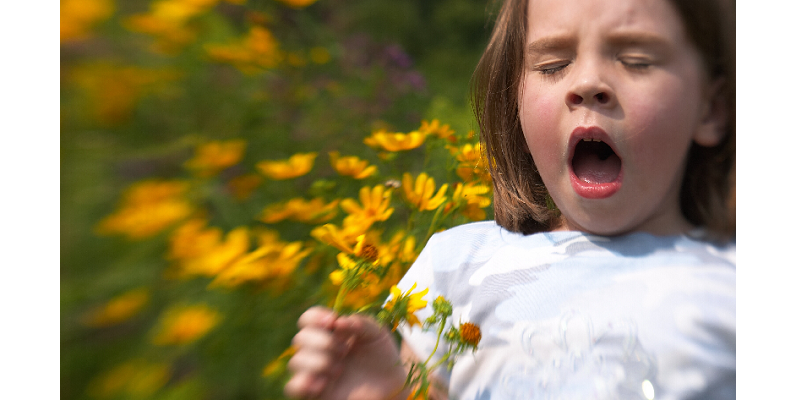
left=211, top=231, right=311, bottom=288
left=382, top=283, right=429, bottom=330
left=172, top=226, right=250, bottom=277
left=256, top=152, right=317, bottom=180
left=184, top=139, right=246, bottom=177
left=340, top=185, right=395, bottom=229
left=311, top=223, right=361, bottom=253
left=82, top=288, right=149, bottom=327
left=96, top=180, right=193, bottom=240
left=206, top=25, right=282, bottom=72
left=329, top=151, right=378, bottom=179
left=61, top=0, right=114, bottom=42
left=419, top=119, right=456, bottom=143
left=451, top=142, right=491, bottom=184
left=451, top=182, right=492, bottom=221
left=87, top=359, right=170, bottom=398
left=364, top=129, right=427, bottom=152
left=259, top=197, right=339, bottom=224
left=152, top=304, right=221, bottom=345
left=402, top=172, right=449, bottom=212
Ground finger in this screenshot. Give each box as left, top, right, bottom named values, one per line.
left=333, top=313, right=389, bottom=342
left=297, top=306, right=337, bottom=330
left=284, top=372, right=327, bottom=399
left=292, top=327, right=349, bottom=354
left=287, top=348, right=342, bottom=375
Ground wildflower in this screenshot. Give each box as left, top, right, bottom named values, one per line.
left=419, top=119, right=456, bottom=142
left=87, top=359, right=170, bottom=398
left=432, top=296, right=453, bottom=318
left=184, top=139, right=246, bottom=177
left=380, top=283, right=429, bottom=330
left=210, top=231, right=311, bottom=288
left=451, top=182, right=492, bottom=221
left=256, top=152, right=317, bottom=180
left=364, top=129, right=427, bottom=152
left=206, top=25, right=282, bottom=72
left=452, top=143, right=491, bottom=184
left=459, top=322, right=482, bottom=348
left=259, top=197, right=339, bottom=224
left=124, top=0, right=220, bottom=53
left=311, top=223, right=361, bottom=253
left=228, top=173, right=263, bottom=201
left=96, top=180, right=193, bottom=240
left=60, top=0, right=114, bottom=42
left=83, top=288, right=149, bottom=327
left=171, top=226, right=250, bottom=277
left=340, top=185, right=395, bottom=230
left=152, top=304, right=221, bottom=345
left=402, top=172, right=448, bottom=211
left=329, top=151, right=377, bottom=179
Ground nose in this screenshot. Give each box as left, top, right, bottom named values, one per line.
left=565, top=60, right=615, bottom=109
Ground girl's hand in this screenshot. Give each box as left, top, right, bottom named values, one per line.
left=284, top=306, right=409, bottom=400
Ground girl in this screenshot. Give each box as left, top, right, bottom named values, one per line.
left=286, top=0, right=735, bottom=398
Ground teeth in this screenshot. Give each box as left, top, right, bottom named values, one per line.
left=581, top=138, right=603, bottom=142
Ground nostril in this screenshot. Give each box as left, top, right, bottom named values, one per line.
left=568, top=93, right=583, bottom=105
left=595, top=92, right=608, bottom=104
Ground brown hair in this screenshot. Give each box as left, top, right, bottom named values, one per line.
left=471, top=0, right=736, bottom=240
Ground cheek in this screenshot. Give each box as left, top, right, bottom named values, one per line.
left=520, top=85, right=563, bottom=173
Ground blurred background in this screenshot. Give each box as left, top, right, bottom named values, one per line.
left=61, top=0, right=496, bottom=398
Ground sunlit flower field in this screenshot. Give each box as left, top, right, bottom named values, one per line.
left=61, top=0, right=493, bottom=398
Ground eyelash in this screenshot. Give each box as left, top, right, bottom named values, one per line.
left=537, top=63, right=570, bottom=76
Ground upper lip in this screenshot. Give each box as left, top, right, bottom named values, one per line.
left=568, top=126, right=621, bottom=164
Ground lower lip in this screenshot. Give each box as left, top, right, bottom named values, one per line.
left=569, top=173, right=622, bottom=199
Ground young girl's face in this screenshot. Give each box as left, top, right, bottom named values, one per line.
left=519, top=0, right=724, bottom=236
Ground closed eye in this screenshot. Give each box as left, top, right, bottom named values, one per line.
left=536, top=62, right=571, bottom=76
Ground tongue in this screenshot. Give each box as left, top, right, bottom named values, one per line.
left=573, top=143, right=621, bottom=184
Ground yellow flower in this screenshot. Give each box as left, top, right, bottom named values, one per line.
left=60, top=0, right=114, bottom=42
left=451, top=142, right=491, bottom=184
left=364, top=129, right=427, bottom=152
left=124, top=0, right=220, bottom=53
left=211, top=231, right=311, bottom=288
left=340, top=185, right=395, bottom=231
left=87, top=359, right=170, bottom=398
left=451, top=182, right=492, bottom=221
left=259, top=197, right=339, bottom=224
left=172, top=226, right=250, bottom=277
left=256, top=152, right=317, bottom=180
left=419, top=119, right=455, bottom=142
left=311, top=223, right=361, bottom=253
left=206, top=25, right=282, bottom=72
left=383, top=283, right=429, bottom=330
left=152, top=304, right=221, bottom=345
left=96, top=180, right=193, bottom=240
left=184, top=139, right=246, bottom=177
left=329, top=252, right=358, bottom=286
left=82, top=288, right=149, bottom=327
left=402, top=172, right=448, bottom=211
left=329, top=151, right=377, bottom=179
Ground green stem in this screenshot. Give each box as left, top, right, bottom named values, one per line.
left=333, top=285, right=348, bottom=314
left=423, top=203, right=447, bottom=246
left=424, top=318, right=447, bottom=366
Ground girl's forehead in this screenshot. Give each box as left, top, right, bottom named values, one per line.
left=526, top=0, right=687, bottom=43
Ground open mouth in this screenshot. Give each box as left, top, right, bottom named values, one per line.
left=572, top=138, right=621, bottom=184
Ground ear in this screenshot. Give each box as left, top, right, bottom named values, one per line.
left=693, top=78, right=728, bottom=147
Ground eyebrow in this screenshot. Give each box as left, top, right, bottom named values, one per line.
left=525, top=35, right=576, bottom=55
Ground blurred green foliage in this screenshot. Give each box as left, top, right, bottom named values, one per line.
left=61, top=0, right=494, bottom=398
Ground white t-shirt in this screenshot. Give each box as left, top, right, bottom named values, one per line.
left=397, top=221, right=735, bottom=400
